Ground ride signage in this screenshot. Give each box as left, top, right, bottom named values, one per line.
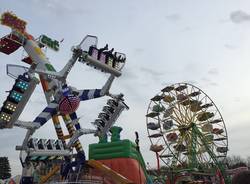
left=0, top=12, right=26, bottom=33
left=39, top=35, right=60, bottom=51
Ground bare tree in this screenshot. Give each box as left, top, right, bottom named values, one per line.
left=226, top=155, right=247, bottom=169
left=246, top=156, right=250, bottom=168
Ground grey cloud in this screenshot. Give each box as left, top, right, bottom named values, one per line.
left=183, top=62, right=201, bottom=74
left=200, top=77, right=218, bottom=86
left=208, top=68, right=219, bottom=75
left=234, top=97, right=241, bottom=102
left=182, top=80, right=197, bottom=85
left=199, top=68, right=219, bottom=86
left=201, top=77, right=210, bottom=82
left=230, top=10, right=250, bottom=24
left=229, top=121, right=250, bottom=130
left=181, top=26, right=192, bottom=32
left=161, top=82, right=174, bottom=86
left=209, top=82, right=218, bottom=86
left=29, top=0, right=89, bottom=17
left=134, top=48, right=144, bottom=55
left=165, top=14, right=181, bottom=21
left=122, top=67, right=139, bottom=80
left=140, top=67, right=164, bottom=77
left=224, top=44, right=238, bottom=50
left=161, top=80, right=197, bottom=86
left=219, top=19, right=230, bottom=24
left=111, top=85, right=145, bottom=107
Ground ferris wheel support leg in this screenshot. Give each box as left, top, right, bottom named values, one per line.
left=156, top=152, right=160, bottom=173
left=194, top=125, right=230, bottom=184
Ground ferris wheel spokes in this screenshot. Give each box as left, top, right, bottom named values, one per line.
left=146, top=83, right=229, bottom=178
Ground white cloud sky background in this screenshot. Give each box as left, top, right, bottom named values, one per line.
left=0, top=0, right=250, bottom=176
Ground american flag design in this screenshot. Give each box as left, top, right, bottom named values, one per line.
left=59, top=95, right=80, bottom=115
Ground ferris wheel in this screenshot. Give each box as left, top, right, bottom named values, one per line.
left=146, top=83, right=228, bottom=170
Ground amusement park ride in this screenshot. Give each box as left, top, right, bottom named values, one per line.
left=0, top=12, right=139, bottom=184
left=146, top=84, right=231, bottom=183
left=0, top=11, right=239, bottom=184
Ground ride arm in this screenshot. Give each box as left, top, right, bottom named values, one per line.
left=58, top=47, right=82, bottom=80
left=32, top=102, right=58, bottom=128
left=16, top=104, right=58, bottom=152
left=77, top=74, right=115, bottom=101
left=14, top=120, right=40, bottom=130
left=32, top=48, right=82, bottom=81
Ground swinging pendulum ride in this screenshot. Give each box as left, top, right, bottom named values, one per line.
left=0, top=11, right=151, bottom=184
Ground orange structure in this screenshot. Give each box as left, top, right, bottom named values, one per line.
left=90, top=158, right=146, bottom=184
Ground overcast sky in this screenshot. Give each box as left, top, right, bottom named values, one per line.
left=1, top=0, right=250, bottom=176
